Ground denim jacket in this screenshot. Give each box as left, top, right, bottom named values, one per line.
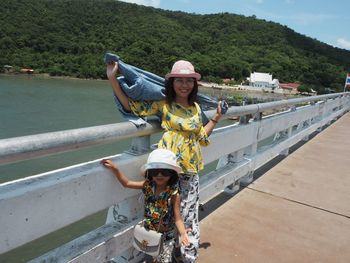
left=104, top=53, right=227, bottom=126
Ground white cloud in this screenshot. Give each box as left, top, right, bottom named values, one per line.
left=119, top=0, right=160, bottom=8
left=337, top=38, right=350, bottom=50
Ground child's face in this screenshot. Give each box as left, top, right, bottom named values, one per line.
left=148, top=169, right=175, bottom=186
left=152, top=174, right=171, bottom=186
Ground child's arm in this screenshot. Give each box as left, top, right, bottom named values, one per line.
left=172, top=193, right=190, bottom=247
left=101, top=159, right=144, bottom=189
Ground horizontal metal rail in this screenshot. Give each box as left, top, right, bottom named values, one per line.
left=1, top=93, right=348, bottom=165
left=29, top=107, right=350, bottom=262
left=0, top=93, right=349, bottom=260
left=208, top=92, right=348, bottom=120
left=0, top=121, right=161, bottom=165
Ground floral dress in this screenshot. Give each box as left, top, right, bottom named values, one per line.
left=143, top=180, right=178, bottom=239
left=142, top=180, right=179, bottom=262
left=129, top=100, right=210, bottom=174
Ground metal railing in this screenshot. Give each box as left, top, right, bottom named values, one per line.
left=0, top=93, right=349, bottom=262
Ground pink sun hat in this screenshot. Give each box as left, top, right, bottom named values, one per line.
left=165, top=60, right=201, bottom=80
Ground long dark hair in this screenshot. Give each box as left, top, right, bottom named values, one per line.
left=165, top=77, right=198, bottom=106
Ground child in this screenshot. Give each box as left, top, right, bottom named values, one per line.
left=101, top=148, right=190, bottom=263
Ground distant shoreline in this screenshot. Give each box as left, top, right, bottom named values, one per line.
left=0, top=72, right=106, bottom=81
left=1, top=72, right=300, bottom=101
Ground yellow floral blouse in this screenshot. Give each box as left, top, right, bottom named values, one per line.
left=129, top=100, right=210, bottom=174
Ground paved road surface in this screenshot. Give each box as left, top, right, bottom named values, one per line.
left=198, top=113, right=350, bottom=263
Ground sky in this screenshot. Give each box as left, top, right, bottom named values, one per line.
left=120, top=0, right=350, bottom=51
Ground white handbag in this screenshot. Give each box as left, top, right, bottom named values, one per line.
left=133, top=222, right=163, bottom=256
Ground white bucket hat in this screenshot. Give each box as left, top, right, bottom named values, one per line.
left=143, top=149, right=182, bottom=174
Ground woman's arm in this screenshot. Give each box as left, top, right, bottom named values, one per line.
left=204, top=101, right=223, bottom=136
left=101, top=159, right=144, bottom=189
left=172, top=194, right=190, bottom=246
left=106, top=62, right=131, bottom=112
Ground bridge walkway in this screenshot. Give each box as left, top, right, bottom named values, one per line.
left=198, top=113, right=350, bottom=263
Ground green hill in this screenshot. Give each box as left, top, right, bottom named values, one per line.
left=1, top=0, right=349, bottom=93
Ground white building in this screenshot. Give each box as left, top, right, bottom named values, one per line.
left=247, top=72, right=279, bottom=89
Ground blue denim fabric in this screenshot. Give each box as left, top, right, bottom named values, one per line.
left=104, top=53, right=228, bottom=126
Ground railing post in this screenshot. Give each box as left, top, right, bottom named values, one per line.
left=105, top=196, right=144, bottom=225
left=105, top=195, right=144, bottom=263
left=126, top=136, right=151, bottom=155
left=216, top=151, right=242, bottom=194
left=240, top=114, right=259, bottom=186
left=302, top=118, right=312, bottom=141
left=280, top=125, right=293, bottom=156
left=106, top=136, right=151, bottom=224
left=325, top=98, right=334, bottom=125
left=317, top=100, right=326, bottom=132
left=106, top=135, right=151, bottom=263
left=240, top=161, right=254, bottom=187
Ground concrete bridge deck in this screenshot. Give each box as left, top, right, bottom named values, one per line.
left=198, top=113, right=350, bottom=263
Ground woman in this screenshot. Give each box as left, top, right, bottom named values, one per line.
left=107, top=60, right=223, bottom=262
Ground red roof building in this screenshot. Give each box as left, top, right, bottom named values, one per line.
left=20, top=68, right=34, bottom=74
left=279, top=83, right=300, bottom=90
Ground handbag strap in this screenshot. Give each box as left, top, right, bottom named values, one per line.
left=156, top=196, right=172, bottom=233
left=144, top=184, right=173, bottom=233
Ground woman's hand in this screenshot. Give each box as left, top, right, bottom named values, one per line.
left=106, top=61, right=132, bottom=112
left=180, top=231, right=190, bottom=247
left=212, top=100, right=223, bottom=122
left=101, top=159, right=117, bottom=170
left=106, top=62, right=118, bottom=79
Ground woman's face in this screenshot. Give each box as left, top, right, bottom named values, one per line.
left=173, top=77, right=195, bottom=100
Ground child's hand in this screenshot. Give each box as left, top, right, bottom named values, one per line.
left=101, top=159, right=116, bottom=169
left=106, top=62, right=118, bottom=79
left=180, top=232, right=190, bottom=247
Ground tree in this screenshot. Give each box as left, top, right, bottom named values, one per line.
left=0, top=0, right=348, bottom=85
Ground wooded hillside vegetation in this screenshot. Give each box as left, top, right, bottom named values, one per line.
left=1, top=0, right=349, bottom=93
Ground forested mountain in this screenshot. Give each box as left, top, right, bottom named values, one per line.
left=1, top=0, right=349, bottom=93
